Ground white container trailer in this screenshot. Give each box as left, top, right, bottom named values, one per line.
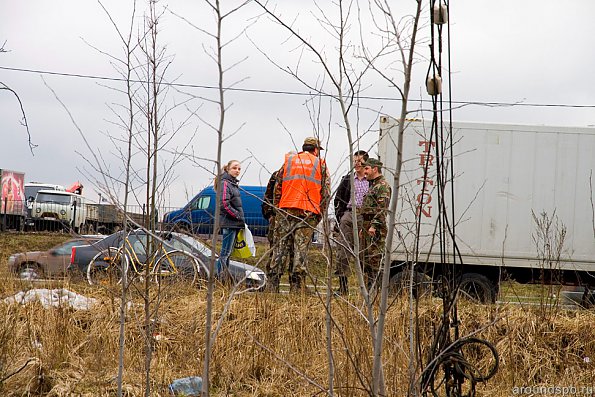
left=378, top=116, right=595, bottom=302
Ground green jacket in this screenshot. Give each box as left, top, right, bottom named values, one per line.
left=360, top=174, right=391, bottom=231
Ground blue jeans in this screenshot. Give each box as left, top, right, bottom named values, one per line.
left=216, top=228, right=239, bottom=276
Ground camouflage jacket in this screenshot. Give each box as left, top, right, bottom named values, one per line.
left=360, top=174, right=391, bottom=231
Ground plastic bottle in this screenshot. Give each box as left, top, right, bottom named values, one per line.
left=168, top=376, right=203, bottom=396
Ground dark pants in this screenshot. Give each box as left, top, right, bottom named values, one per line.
left=335, top=210, right=364, bottom=277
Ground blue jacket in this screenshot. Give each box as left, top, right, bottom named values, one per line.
left=219, top=172, right=245, bottom=229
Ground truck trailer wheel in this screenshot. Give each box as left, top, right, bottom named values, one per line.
left=389, top=270, right=432, bottom=298
left=458, top=273, right=497, bottom=304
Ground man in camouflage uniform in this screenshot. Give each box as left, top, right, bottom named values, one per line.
left=261, top=169, right=280, bottom=274
left=268, top=137, right=331, bottom=293
left=359, top=157, right=392, bottom=289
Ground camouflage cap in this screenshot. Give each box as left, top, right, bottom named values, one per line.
left=363, top=157, right=383, bottom=168
left=303, top=137, right=324, bottom=150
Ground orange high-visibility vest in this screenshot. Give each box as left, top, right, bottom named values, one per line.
left=278, top=151, right=324, bottom=214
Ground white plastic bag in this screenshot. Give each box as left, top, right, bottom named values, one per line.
left=232, top=225, right=256, bottom=258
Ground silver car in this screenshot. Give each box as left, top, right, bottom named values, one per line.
left=69, top=230, right=266, bottom=290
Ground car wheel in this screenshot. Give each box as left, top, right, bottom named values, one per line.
left=18, top=263, right=43, bottom=280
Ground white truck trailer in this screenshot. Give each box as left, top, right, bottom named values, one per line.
left=378, top=116, right=595, bottom=302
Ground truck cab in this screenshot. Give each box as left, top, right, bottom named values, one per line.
left=24, top=182, right=65, bottom=229
left=31, top=190, right=87, bottom=232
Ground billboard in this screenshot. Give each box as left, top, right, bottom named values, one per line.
left=1, top=170, right=25, bottom=215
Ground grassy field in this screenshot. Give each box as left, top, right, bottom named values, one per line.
left=1, top=232, right=595, bottom=396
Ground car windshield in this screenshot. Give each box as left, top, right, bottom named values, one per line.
left=36, top=193, right=71, bottom=205
left=26, top=186, right=55, bottom=200
left=54, top=239, right=95, bottom=255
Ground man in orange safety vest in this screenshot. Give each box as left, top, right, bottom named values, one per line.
left=267, top=137, right=331, bottom=293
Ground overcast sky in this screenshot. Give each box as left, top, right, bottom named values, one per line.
left=1, top=1, right=594, bottom=209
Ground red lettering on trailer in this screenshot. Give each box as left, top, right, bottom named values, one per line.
left=416, top=178, right=434, bottom=191
left=417, top=141, right=435, bottom=218
left=416, top=205, right=432, bottom=218
left=418, top=141, right=435, bottom=153
left=419, top=153, right=435, bottom=166
left=416, top=192, right=432, bottom=205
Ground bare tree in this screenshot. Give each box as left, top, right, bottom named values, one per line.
left=250, top=1, right=425, bottom=395
left=168, top=2, right=252, bottom=395
left=1, top=42, right=35, bottom=154
left=96, top=1, right=139, bottom=395
left=359, top=2, right=424, bottom=394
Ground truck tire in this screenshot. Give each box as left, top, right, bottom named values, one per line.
left=389, top=270, right=432, bottom=298
left=458, top=273, right=497, bottom=304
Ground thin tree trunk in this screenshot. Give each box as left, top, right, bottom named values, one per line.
left=202, top=1, right=225, bottom=395
left=372, top=1, right=423, bottom=395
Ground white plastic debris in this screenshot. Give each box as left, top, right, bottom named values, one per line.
left=3, top=288, right=97, bottom=310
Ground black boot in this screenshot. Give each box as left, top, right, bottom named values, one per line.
left=289, top=273, right=301, bottom=293
left=266, top=274, right=280, bottom=293
left=336, top=275, right=349, bottom=296
left=290, top=273, right=310, bottom=294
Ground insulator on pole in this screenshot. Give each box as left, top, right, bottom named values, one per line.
left=433, top=4, right=448, bottom=24
left=426, top=75, right=442, bottom=96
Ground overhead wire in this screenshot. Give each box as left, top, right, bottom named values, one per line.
left=0, top=65, right=593, bottom=110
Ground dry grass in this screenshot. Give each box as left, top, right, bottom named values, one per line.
left=1, top=233, right=595, bottom=396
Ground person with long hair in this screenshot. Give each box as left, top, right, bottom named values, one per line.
left=215, top=160, right=245, bottom=277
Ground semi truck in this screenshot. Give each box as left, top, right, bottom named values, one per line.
left=378, top=116, right=595, bottom=303
left=0, top=169, right=26, bottom=231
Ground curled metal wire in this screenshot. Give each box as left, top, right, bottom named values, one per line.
left=422, top=337, right=499, bottom=397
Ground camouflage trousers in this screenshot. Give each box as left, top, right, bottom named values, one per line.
left=268, top=210, right=318, bottom=290
left=359, top=223, right=387, bottom=288
left=264, top=215, right=276, bottom=275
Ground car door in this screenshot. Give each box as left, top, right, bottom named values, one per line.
left=46, top=239, right=87, bottom=276
left=189, top=194, right=215, bottom=234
